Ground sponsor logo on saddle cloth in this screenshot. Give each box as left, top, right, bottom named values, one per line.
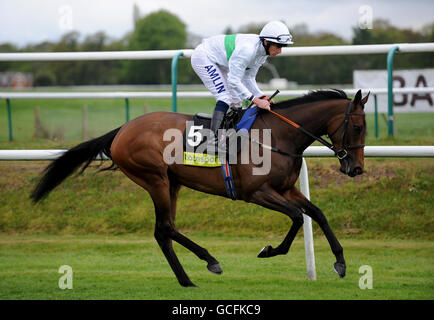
left=183, top=116, right=221, bottom=167
left=183, top=151, right=221, bottom=167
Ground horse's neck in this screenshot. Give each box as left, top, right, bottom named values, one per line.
left=274, top=100, right=346, bottom=151
left=295, top=101, right=344, bottom=132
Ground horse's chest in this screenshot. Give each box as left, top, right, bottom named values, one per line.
left=270, top=168, right=298, bottom=189
left=270, top=174, right=297, bottom=190
left=269, top=161, right=300, bottom=190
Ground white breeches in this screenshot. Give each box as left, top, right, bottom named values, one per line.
left=191, top=44, right=241, bottom=107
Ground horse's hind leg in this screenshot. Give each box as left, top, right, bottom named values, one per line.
left=117, top=169, right=194, bottom=287
left=118, top=166, right=221, bottom=285
left=154, top=223, right=195, bottom=287
left=150, top=184, right=197, bottom=287
left=167, top=179, right=222, bottom=275
left=171, top=230, right=222, bottom=275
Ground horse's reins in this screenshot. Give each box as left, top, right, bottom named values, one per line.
left=251, top=90, right=365, bottom=160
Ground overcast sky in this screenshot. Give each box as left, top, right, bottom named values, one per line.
left=1, top=0, right=433, bottom=47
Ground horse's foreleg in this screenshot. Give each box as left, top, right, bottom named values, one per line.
left=250, top=186, right=304, bottom=258
left=300, top=199, right=346, bottom=278
left=258, top=219, right=303, bottom=258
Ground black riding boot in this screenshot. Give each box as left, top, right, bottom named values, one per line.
left=210, top=101, right=229, bottom=152
left=210, top=109, right=226, bottom=135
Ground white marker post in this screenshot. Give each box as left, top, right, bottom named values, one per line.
left=299, top=158, right=317, bottom=280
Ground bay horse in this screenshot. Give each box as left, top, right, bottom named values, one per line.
left=31, top=89, right=369, bottom=287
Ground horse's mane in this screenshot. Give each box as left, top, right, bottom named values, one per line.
left=272, top=89, right=349, bottom=110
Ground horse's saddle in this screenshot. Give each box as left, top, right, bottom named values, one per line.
left=182, top=107, right=260, bottom=167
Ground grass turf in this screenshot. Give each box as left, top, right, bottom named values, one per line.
left=0, top=235, right=432, bottom=300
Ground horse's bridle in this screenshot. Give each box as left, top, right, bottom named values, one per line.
left=264, top=100, right=365, bottom=160
left=327, top=100, right=366, bottom=160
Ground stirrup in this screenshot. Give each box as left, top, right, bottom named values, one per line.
left=217, top=134, right=227, bottom=153
left=206, top=133, right=226, bottom=153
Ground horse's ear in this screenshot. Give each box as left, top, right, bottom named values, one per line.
left=353, top=89, right=362, bottom=105
left=361, top=91, right=370, bottom=107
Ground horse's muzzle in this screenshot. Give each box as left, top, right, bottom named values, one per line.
left=347, top=166, right=363, bottom=177
left=340, top=159, right=363, bottom=177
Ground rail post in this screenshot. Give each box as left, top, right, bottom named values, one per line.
left=171, top=51, right=184, bottom=113
left=387, top=45, right=399, bottom=137
left=6, top=99, right=13, bottom=141
left=125, top=98, right=130, bottom=122
left=300, top=158, right=317, bottom=280
left=374, top=94, right=379, bottom=138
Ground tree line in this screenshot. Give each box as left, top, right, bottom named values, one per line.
left=0, top=9, right=433, bottom=86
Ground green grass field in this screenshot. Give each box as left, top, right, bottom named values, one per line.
left=0, top=235, right=432, bottom=300
left=0, top=92, right=432, bottom=300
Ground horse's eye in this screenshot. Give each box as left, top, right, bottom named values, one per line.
left=354, top=125, right=362, bottom=133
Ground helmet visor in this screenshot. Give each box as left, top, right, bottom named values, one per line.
left=276, top=34, right=293, bottom=43
left=266, top=34, right=293, bottom=44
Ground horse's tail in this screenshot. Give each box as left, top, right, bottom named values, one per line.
left=31, top=127, right=121, bottom=203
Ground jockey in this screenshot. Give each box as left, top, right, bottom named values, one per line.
left=190, top=20, right=293, bottom=139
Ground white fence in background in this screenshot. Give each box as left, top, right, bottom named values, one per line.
left=1, top=146, right=433, bottom=281
left=1, top=146, right=433, bottom=160
left=1, top=43, right=434, bottom=61
left=0, top=87, right=433, bottom=100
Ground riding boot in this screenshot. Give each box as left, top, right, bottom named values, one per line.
left=210, top=101, right=229, bottom=134
left=210, top=109, right=226, bottom=135
left=210, top=101, right=229, bottom=152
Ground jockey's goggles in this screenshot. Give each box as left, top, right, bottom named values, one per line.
left=267, top=34, right=293, bottom=44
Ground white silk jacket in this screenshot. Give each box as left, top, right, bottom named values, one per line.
left=201, top=34, right=268, bottom=101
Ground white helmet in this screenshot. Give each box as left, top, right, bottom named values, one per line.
left=260, top=21, right=293, bottom=45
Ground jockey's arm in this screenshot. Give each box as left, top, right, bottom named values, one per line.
left=227, top=52, right=253, bottom=101
left=242, top=64, right=264, bottom=99
left=227, top=48, right=270, bottom=110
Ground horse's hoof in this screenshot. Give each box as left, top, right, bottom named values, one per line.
left=207, top=262, right=223, bottom=275
left=181, top=281, right=197, bottom=287
left=334, top=262, right=346, bottom=278
left=257, top=245, right=273, bottom=258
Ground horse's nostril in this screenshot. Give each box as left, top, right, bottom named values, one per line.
left=354, top=167, right=363, bottom=175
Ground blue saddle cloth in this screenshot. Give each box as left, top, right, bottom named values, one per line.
left=236, top=107, right=259, bottom=132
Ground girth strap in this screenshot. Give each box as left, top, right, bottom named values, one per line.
left=221, top=161, right=237, bottom=200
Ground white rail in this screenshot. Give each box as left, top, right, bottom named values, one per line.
left=279, top=43, right=434, bottom=56
left=1, top=87, right=433, bottom=100
left=1, top=146, right=433, bottom=160
left=0, top=50, right=195, bottom=61
left=0, top=43, right=433, bottom=61
left=303, top=146, right=434, bottom=157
